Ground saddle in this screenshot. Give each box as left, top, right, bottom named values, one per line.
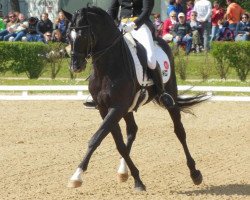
left=123, top=33, right=172, bottom=87
left=123, top=33, right=172, bottom=112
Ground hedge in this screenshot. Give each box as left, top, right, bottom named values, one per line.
left=0, top=41, right=249, bottom=81
left=211, top=41, right=250, bottom=81
left=0, top=42, right=68, bottom=79
left=0, top=42, right=49, bottom=79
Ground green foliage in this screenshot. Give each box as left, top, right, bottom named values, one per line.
left=0, top=41, right=249, bottom=82
left=174, top=47, right=188, bottom=80
left=199, top=52, right=211, bottom=81
left=211, top=41, right=250, bottom=81
left=210, top=42, right=230, bottom=79
left=45, top=42, right=68, bottom=79
left=0, top=42, right=12, bottom=73
left=0, top=42, right=49, bottom=79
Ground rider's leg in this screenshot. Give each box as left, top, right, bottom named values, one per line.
left=131, top=25, right=175, bottom=108
left=149, top=62, right=175, bottom=108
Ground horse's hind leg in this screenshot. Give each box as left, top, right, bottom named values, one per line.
left=168, top=106, right=203, bottom=185
left=117, top=112, right=138, bottom=182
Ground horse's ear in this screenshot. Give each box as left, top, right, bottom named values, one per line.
left=61, top=9, right=72, bottom=21
left=86, top=3, right=91, bottom=8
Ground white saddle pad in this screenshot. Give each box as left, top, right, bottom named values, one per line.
left=124, top=33, right=171, bottom=87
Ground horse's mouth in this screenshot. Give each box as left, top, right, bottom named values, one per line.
left=70, top=61, right=87, bottom=73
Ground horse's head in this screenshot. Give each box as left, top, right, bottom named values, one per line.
left=62, top=8, right=93, bottom=72
left=62, top=7, right=120, bottom=73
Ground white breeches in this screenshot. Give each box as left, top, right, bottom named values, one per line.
left=120, top=22, right=157, bottom=69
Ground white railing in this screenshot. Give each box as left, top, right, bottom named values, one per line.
left=0, top=85, right=249, bottom=101
left=0, top=85, right=91, bottom=101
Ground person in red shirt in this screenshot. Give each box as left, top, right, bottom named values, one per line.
left=162, top=11, right=177, bottom=42
left=210, top=1, right=224, bottom=41
left=225, top=0, right=245, bottom=32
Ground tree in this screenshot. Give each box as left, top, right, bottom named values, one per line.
left=210, top=0, right=250, bottom=12
left=10, top=0, right=20, bottom=12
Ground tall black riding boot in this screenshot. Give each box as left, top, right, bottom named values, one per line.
left=150, top=63, right=175, bottom=108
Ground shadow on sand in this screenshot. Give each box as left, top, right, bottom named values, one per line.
left=172, top=184, right=250, bottom=196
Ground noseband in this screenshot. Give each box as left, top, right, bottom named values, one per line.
left=69, top=10, right=123, bottom=63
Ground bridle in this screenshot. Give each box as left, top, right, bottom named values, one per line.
left=69, top=9, right=123, bottom=63
left=69, top=23, right=93, bottom=63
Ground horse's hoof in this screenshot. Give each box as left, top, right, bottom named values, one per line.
left=135, top=184, right=146, bottom=192
left=117, top=173, right=129, bottom=182
left=67, top=180, right=82, bottom=188
left=191, top=170, right=203, bottom=185
left=134, top=181, right=146, bottom=191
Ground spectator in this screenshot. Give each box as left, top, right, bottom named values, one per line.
left=153, top=13, right=163, bottom=37
left=162, top=11, right=177, bottom=42
left=215, top=20, right=235, bottom=41
left=225, top=0, right=245, bottom=33
left=172, top=12, right=192, bottom=55
left=54, top=11, right=69, bottom=38
left=193, top=0, right=212, bottom=51
left=43, top=31, right=52, bottom=43
left=217, top=19, right=225, bottom=30
left=25, top=17, right=43, bottom=42
left=0, top=12, right=19, bottom=41
left=235, top=13, right=250, bottom=41
left=210, top=1, right=224, bottom=42
left=37, top=12, right=53, bottom=36
left=5, top=13, right=28, bottom=41
left=52, top=29, right=67, bottom=43
left=186, top=1, right=194, bottom=22
left=167, top=0, right=176, bottom=17
left=3, top=15, right=9, bottom=24
left=189, top=11, right=202, bottom=53
left=14, top=11, right=20, bottom=18
left=167, top=0, right=183, bottom=19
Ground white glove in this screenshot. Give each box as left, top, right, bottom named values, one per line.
left=123, top=22, right=136, bottom=33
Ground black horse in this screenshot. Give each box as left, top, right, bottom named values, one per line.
left=63, top=6, right=205, bottom=191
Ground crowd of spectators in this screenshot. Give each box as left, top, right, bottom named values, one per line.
left=1, top=0, right=249, bottom=54
left=153, top=0, right=249, bottom=55
left=0, top=10, right=69, bottom=44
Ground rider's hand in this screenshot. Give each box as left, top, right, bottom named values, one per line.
left=123, top=22, right=136, bottom=33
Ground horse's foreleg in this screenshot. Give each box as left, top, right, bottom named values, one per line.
left=117, top=112, right=138, bottom=182
left=111, top=123, right=146, bottom=191
left=67, top=107, right=121, bottom=188
left=67, top=124, right=110, bottom=188
left=168, top=106, right=203, bottom=185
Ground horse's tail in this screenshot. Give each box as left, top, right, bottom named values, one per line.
left=177, top=94, right=210, bottom=113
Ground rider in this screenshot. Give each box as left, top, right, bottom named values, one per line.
left=107, top=0, right=175, bottom=108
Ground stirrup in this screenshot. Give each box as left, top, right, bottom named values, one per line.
left=159, top=93, right=175, bottom=108
left=83, top=101, right=96, bottom=109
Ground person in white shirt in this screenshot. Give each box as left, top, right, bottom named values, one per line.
left=193, top=0, right=212, bottom=51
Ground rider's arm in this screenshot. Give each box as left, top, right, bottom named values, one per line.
left=107, top=0, right=120, bottom=21
left=134, top=0, right=154, bottom=30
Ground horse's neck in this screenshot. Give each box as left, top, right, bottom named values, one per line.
left=92, top=39, right=133, bottom=80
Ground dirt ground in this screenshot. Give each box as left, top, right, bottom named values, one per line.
left=0, top=101, right=249, bottom=200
